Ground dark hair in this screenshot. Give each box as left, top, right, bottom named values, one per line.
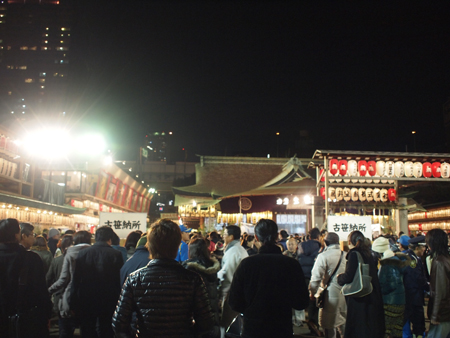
left=34, top=235, right=48, bottom=248
left=309, top=228, right=320, bottom=240
left=225, top=225, right=241, bottom=241
left=348, top=230, right=371, bottom=257
left=60, top=235, right=73, bottom=255
left=320, top=229, right=328, bottom=237
left=247, top=235, right=255, bottom=243
left=73, top=231, right=92, bottom=245
left=209, top=231, right=219, bottom=243
left=255, top=219, right=278, bottom=245
left=280, top=230, right=288, bottom=239
left=95, top=226, right=115, bottom=242
left=111, top=231, right=120, bottom=246
left=64, top=230, right=75, bottom=235
left=125, top=231, right=141, bottom=250
left=325, top=232, right=339, bottom=245
left=426, top=228, right=449, bottom=257
left=188, top=237, right=212, bottom=263
left=147, top=219, right=181, bottom=259
left=0, top=218, right=20, bottom=243
left=19, top=222, right=34, bottom=237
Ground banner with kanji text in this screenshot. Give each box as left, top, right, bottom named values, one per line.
left=99, top=212, right=147, bottom=238
left=327, top=216, right=372, bottom=241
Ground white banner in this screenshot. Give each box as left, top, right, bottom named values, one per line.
left=99, top=212, right=147, bottom=239
left=327, top=216, right=373, bottom=241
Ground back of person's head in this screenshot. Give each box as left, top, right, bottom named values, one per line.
left=0, top=218, right=20, bottom=243
left=19, top=222, right=34, bottom=237
left=247, top=235, right=255, bottom=243
left=147, top=219, right=181, bottom=259
left=34, top=235, right=48, bottom=248
left=348, top=230, right=371, bottom=256
left=60, top=234, right=73, bottom=254
left=426, top=228, right=449, bottom=257
left=64, top=230, right=75, bottom=235
left=209, top=231, right=219, bottom=242
left=280, top=230, right=288, bottom=239
left=188, top=237, right=211, bottom=261
left=320, top=229, right=328, bottom=237
left=324, top=232, right=340, bottom=246
left=125, top=231, right=141, bottom=250
left=73, top=231, right=92, bottom=245
left=95, top=226, right=115, bottom=243
left=225, top=225, right=241, bottom=241
left=309, top=227, right=321, bottom=240
left=111, top=231, right=120, bottom=246
left=255, top=219, right=278, bottom=245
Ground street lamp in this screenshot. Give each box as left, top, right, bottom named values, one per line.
left=276, top=132, right=280, bottom=157
left=412, top=131, right=417, bottom=152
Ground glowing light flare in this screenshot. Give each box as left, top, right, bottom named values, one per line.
left=22, top=128, right=71, bottom=160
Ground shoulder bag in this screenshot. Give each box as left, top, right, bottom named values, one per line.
left=315, top=251, right=344, bottom=308
left=341, top=251, right=373, bottom=298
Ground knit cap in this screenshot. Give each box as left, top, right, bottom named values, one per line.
left=372, top=236, right=389, bottom=254
left=48, top=228, right=60, bottom=238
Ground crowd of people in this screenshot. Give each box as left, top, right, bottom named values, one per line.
left=1, top=217, right=449, bottom=338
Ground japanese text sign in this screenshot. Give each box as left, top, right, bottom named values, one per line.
left=99, top=212, right=147, bottom=239
left=327, top=216, right=373, bottom=241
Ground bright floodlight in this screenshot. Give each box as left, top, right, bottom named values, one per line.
left=23, top=128, right=70, bottom=159
left=75, top=134, right=106, bottom=156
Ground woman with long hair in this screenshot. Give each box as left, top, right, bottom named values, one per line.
left=125, top=231, right=141, bottom=259
left=337, top=230, right=385, bottom=338
left=31, top=235, right=53, bottom=275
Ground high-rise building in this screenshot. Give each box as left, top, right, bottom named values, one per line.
left=0, top=0, right=74, bottom=121
left=143, top=131, right=170, bottom=162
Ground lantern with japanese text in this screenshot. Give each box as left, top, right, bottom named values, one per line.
left=373, top=174, right=380, bottom=184
left=358, top=161, right=368, bottom=176
left=442, top=163, right=450, bottom=178
left=320, top=187, right=326, bottom=200
left=351, top=188, right=359, bottom=201
left=344, top=173, right=351, bottom=183
left=343, top=187, right=351, bottom=202
left=413, top=162, right=423, bottom=178
left=336, top=187, right=343, bottom=201
left=388, top=188, right=397, bottom=202
left=394, top=161, right=405, bottom=177
left=432, top=162, right=442, bottom=178
left=365, top=172, right=373, bottom=183
left=329, top=187, right=336, bottom=200
left=348, top=160, right=357, bottom=176
left=373, top=188, right=381, bottom=202
left=329, top=159, right=339, bottom=175
left=385, top=161, right=395, bottom=178
left=423, top=162, right=432, bottom=178
left=338, top=160, right=348, bottom=176
left=380, top=189, right=388, bottom=202
left=404, top=161, right=414, bottom=178
left=376, top=161, right=386, bottom=177
left=366, top=188, right=374, bottom=202
left=368, top=161, right=377, bottom=176
left=359, top=188, right=366, bottom=202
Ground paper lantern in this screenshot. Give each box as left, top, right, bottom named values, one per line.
left=359, top=172, right=365, bottom=183
left=328, top=187, right=336, bottom=200
left=344, top=173, right=351, bottom=183
left=376, top=161, right=386, bottom=177
left=366, top=188, right=374, bottom=202
left=368, top=161, right=376, bottom=176
left=365, top=172, right=372, bottom=183
left=422, top=162, right=432, bottom=178
left=358, top=161, right=368, bottom=177
left=394, top=161, right=404, bottom=178
left=336, top=187, right=343, bottom=201
left=385, top=161, right=395, bottom=178
left=351, top=188, right=359, bottom=201
left=373, top=188, right=381, bottom=202
left=432, top=162, right=442, bottom=178
left=404, top=161, right=414, bottom=178
left=329, top=159, right=339, bottom=175
left=338, top=160, right=348, bottom=176
left=319, top=169, right=325, bottom=182
left=413, top=162, right=423, bottom=178
left=348, top=160, right=357, bottom=176
left=343, top=187, right=351, bottom=202
left=442, top=163, right=450, bottom=178
left=335, top=175, right=342, bottom=183
left=358, top=188, right=366, bottom=202
left=380, top=189, right=388, bottom=202
left=373, top=175, right=380, bottom=184
left=388, top=188, right=396, bottom=202
left=328, top=170, right=335, bottom=183
left=320, top=187, right=326, bottom=200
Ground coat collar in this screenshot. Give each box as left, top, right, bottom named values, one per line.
left=259, top=244, right=282, bottom=254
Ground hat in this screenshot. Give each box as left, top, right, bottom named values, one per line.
left=48, top=228, right=60, bottom=238
left=381, top=249, right=395, bottom=260
left=408, top=235, right=426, bottom=246
left=136, top=235, right=147, bottom=248
left=398, top=235, right=410, bottom=248
left=372, top=236, right=390, bottom=254
left=179, top=224, right=192, bottom=233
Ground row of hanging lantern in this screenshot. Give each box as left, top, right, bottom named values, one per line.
left=321, top=160, right=450, bottom=182
left=320, top=187, right=397, bottom=202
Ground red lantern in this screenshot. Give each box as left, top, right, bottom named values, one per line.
left=338, top=160, right=348, bottom=176
left=319, top=169, right=325, bottom=182
left=320, top=187, right=326, bottom=200
left=432, top=162, right=442, bottom=178
left=358, top=160, right=368, bottom=177
left=388, top=188, right=396, bottom=202
left=423, top=162, right=432, bottom=178
left=367, top=161, right=376, bottom=176
left=329, top=159, right=338, bottom=175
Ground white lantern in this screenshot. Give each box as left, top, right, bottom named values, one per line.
left=336, top=187, right=344, bottom=201
left=365, top=172, right=372, bottom=183
left=394, top=161, right=405, bottom=178
left=373, top=188, right=381, bottom=202
left=351, top=188, right=359, bottom=201
left=358, top=188, right=366, bottom=202
left=366, top=188, right=374, bottom=202
left=413, top=162, right=423, bottom=178
left=343, top=187, right=351, bottom=202
left=404, top=161, right=414, bottom=178
left=376, top=161, right=386, bottom=177
left=442, top=163, right=450, bottom=178
left=380, top=189, right=388, bottom=202
left=328, top=187, right=336, bottom=200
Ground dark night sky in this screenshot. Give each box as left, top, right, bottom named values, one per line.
left=68, top=1, right=450, bottom=161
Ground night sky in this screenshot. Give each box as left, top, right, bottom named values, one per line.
left=68, top=1, right=450, bottom=161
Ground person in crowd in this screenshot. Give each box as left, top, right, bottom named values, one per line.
left=398, top=235, right=427, bottom=338
left=54, top=230, right=74, bottom=257
left=278, top=229, right=289, bottom=251
left=19, top=221, right=36, bottom=250
left=112, top=219, right=214, bottom=337
left=183, top=237, right=221, bottom=336
left=212, top=240, right=225, bottom=263
left=46, top=234, right=73, bottom=321
left=0, top=218, right=52, bottom=337
left=371, top=236, right=390, bottom=269
left=374, top=247, right=411, bottom=338
left=337, top=230, right=385, bottom=338
left=70, top=226, right=123, bottom=337
left=120, top=233, right=151, bottom=285
left=319, top=229, right=328, bottom=252
left=112, top=231, right=128, bottom=263
left=283, top=237, right=299, bottom=259
left=241, top=232, right=249, bottom=250
left=47, top=228, right=61, bottom=256
left=298, top=227, right=322, bottom=336
left=229, top=219, right=308, bottom=338
left=31, top=235, right=54, bottom=275
left=246, top=235, right=258, bottom=256
left=124, top=231, right=141, bottom=259
left=48, top=230, right=91, bottom=338
left=175, top=224, right=191, bottom=262
left=218, top=225, right=248, bottom=338
left=426, top=228, right=450, bottom=338
left=310, top=232, right=347, bottom=338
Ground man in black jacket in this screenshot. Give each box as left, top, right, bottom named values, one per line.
left=71, top=226, right=123, bottom=337
left=0, top=218, right=52, bottom=337
left=229, top=219, right=309, bottom=338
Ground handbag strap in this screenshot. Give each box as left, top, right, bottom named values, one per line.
left=325, top=251, right=344, bottom=287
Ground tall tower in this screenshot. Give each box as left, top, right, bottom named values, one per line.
left=0, top=0, right=74, bottom=121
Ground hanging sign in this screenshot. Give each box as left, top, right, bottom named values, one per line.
left=327, top=216, right=373, bottom=241
left=343, top=187, right=351, bottom=202
left=404, top=161, right=414, bottom=177
left=99, top=212, right=147, bottom=238
left=351, top=188, right=359, bottom=201
left=366, top=188, right=374, bottom=202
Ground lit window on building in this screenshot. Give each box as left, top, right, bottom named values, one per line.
left=20, top=46, right=28, bottom=50
left=39, top=72, right=46, bottom=77
left=41, top=47, right=48, bottom=50
left=24, top=78, right=34, bottom=83
left=19, top=66, right=26, bottom=70
left=39, top=79, right=45, bottom=83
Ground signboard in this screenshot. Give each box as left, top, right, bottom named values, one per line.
left=99, top=212, right=147, bottom=238
left=160, top=213, right=178, bottom=220
left=327, top=216, right=372, bottom=241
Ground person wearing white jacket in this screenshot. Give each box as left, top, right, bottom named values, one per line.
left=218, top=225, right=248, bottom=338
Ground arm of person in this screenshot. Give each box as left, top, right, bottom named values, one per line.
left=309, top=254, right=325, bottom=295
left=112, top=278, right=135, bottom=338
left=337, top=251, right=358, bottom=286
left=192, top=276, right=215, bottom=336
left=48, top=254, right=71, bottom=294
left=29, top=253, right=53, bottom=319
